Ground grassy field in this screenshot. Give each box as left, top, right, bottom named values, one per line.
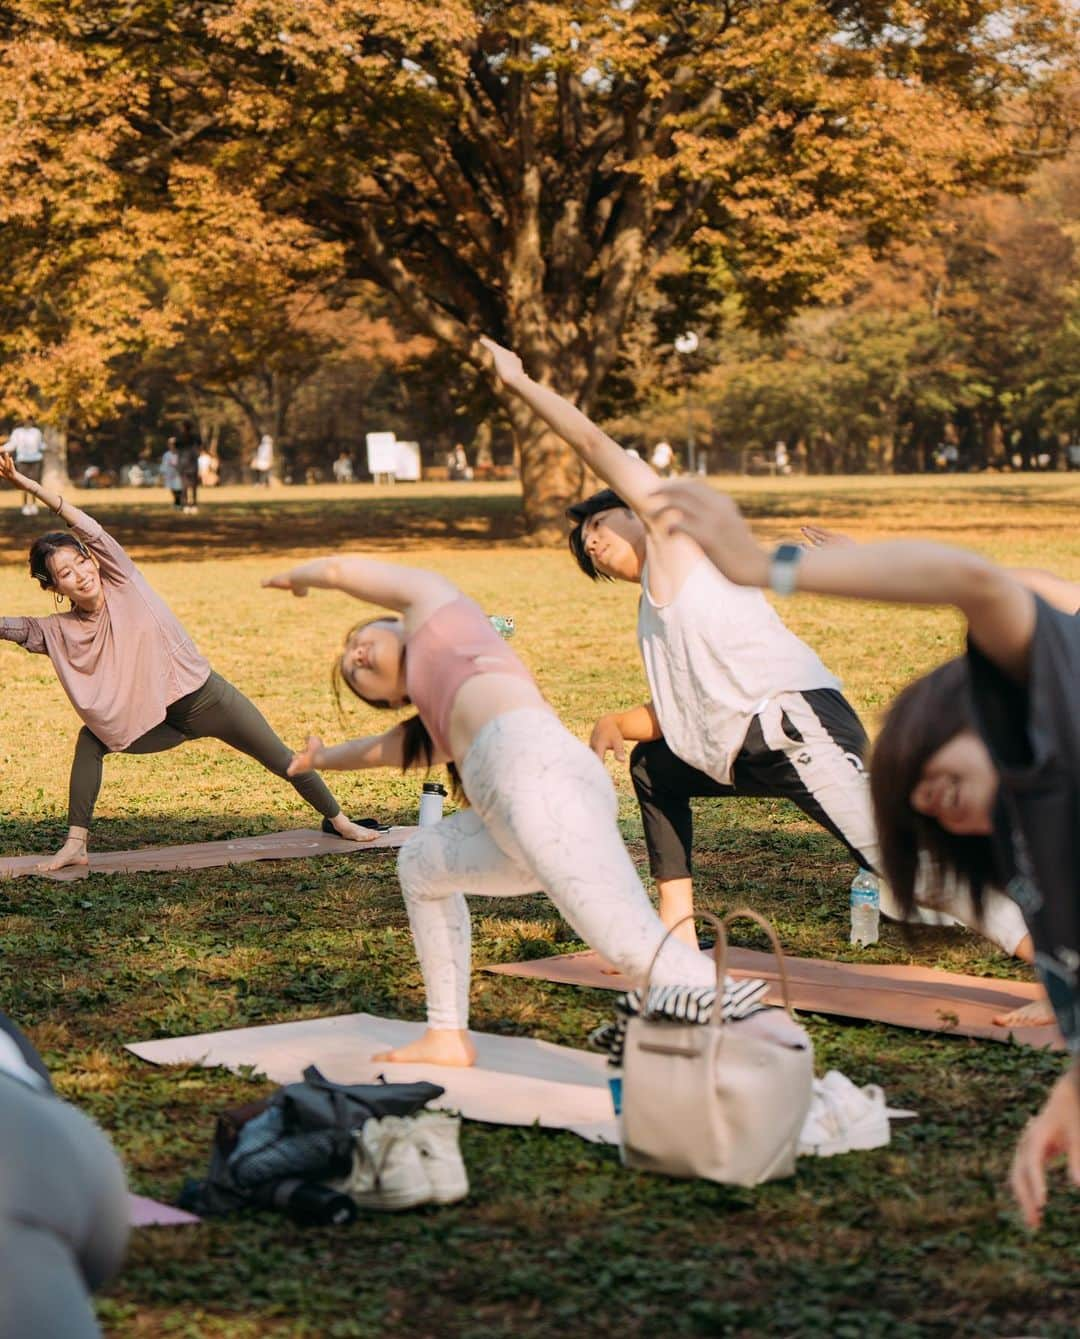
left=1, top=475, right=1078, bottom=1338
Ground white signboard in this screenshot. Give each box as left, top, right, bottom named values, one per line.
left=394, top=441, right=421, bottom=481
left=365, top=431, right=399, bottom=477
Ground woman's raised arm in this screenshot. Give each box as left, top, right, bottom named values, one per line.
left=480, top=337, right=665, bottom=519
left=263, top=555, right=455, bottom=625
left=0, top=452, right=81, bottom=527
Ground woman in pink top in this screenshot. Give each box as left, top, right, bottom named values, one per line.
left=264, top=553, right=801, bottom=1069
left=0, top=453, right=373, bottom=871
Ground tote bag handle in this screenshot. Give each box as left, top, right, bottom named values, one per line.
left=642, top=907, right=796, bottom=1024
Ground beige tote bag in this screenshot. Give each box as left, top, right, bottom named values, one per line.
left=620, top=909, right=813, bottom=1186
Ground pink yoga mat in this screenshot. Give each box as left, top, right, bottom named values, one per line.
left=0, top=824, right=413, bottom=882
left=128, top=1193, right=199, bottom=1227
left=484, top=949, right=1064, bottom=1051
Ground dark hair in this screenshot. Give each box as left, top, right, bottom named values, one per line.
left=870, top=657, right=995, bottom=922
left=331, top=616, right=462, bottom=795
left=565, top=488, right=630, bottom=581
left=28, top=532, right=91, bottom=590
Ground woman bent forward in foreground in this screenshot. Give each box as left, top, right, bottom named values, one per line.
left=265, top=554, right=804, bottom=1068
left=647, top=478, right=1080, bottom=1229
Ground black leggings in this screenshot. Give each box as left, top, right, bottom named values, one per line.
left=68, top=671, right=341, bottom=830
left=630, top=689, right=877, bottom=882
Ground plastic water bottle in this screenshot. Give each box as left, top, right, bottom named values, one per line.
left=849, top=869, right=880, bottom=947
left=418, top=781, right=447, bottom=827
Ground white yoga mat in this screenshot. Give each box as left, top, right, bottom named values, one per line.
left=126, top=1013, right=619, bottom=1145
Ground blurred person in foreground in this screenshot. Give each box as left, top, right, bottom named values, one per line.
left=646, top=477, right=1080, bottom=1229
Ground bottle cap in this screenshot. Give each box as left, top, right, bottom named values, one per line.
left=422, top=781, right=448, bottom=795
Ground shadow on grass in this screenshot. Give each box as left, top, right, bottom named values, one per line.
left=0, top=491, right=527, bottom=564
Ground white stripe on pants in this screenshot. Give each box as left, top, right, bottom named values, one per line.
left=396, top=709, right=736, bottom=1030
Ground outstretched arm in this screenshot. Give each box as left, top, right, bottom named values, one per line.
left=650, top=481, right=1036, bottom=681
left=1008, top=568, right=1080, bottom=617
left=481, top=338, right=663, bottom=517
left=0, top=452, right=81, bottom=527
left=288, top=725, right=450, bottom=774
left=263, top=555, right=455, bottom=628
left=803, top=527, right=1080, bottom=616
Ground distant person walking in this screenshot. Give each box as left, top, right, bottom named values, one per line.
left=3, top=419, right=46, bottom=515
left=332, top=451, right=354, bottom=484
left=176, top=420, right=201, bottom=514
left=650, top=440, right=674, bottom=477
left=161, top=439, right=183, bottom=510
left=251, top=434, right=274, bottom=487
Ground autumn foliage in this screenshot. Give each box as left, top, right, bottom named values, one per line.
left=1, top=2, right=1078, bottom=525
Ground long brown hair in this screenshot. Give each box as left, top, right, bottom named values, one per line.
left=332, top=616, right=462, bottom=794
left=870, top=657, right=996, bottom=920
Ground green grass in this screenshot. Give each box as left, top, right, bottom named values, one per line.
left=1, top=476, right=1078, bottom=1337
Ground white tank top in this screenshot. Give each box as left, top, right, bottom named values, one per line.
left=637, top=557, right=840, bottom=783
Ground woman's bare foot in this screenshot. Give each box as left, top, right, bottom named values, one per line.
left=328, top=814, right=378, bottom=843
left=36, top=838, right=89, bottom=873
left=993, top=996, right=1058, bottom=1028
left=372, top=1029, right=477, bottom=1067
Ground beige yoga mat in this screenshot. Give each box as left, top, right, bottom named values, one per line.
left=126, top=1013, right=618, bottom=1145
left=0, top=825, right=414, bottom=882
left=483, top=950, right=1065, bottom=1051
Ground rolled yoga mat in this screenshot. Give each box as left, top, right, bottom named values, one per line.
left=483, top=949, right=1064, bottom=1051
left=0, top=824, right=414, bottom=882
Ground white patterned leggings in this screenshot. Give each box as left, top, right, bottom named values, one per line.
left=396, top=709, right=732, bottom=1031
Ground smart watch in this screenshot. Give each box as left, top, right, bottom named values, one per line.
left=768, top=543, right=803, bottom=596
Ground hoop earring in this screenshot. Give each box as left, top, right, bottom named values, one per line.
left=52, top=590, right=65, bottom=611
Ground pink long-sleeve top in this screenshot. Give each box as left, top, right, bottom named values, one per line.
left=0, top=507, right=211, bottom=750
left=404, top=597, right=534, bottom=760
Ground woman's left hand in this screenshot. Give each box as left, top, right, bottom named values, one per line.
left=262, top=570, right=309, bottom=597
left=647, top=481, right=771, bottom=587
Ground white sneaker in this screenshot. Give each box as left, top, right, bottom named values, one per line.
left=339, top=1115, right=433, bottom=1211
left=799, top=1070, right=890, bottom=1158
left=411, top=1110, right=468, bottom=1204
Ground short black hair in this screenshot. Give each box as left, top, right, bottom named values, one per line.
left=565, top=488, right=630, bottom=581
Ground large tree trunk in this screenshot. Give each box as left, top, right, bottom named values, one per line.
left=41, top=422, right=70, bottom=490
left=506, top=397, right=588, bottom=543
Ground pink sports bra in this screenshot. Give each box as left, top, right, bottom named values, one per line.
left=404, top=597, right=535, bottom=760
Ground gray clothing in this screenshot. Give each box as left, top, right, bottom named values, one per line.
left=0, top=1018, right=129, bottom=1339
left=67, top=670, right=341, bottom=829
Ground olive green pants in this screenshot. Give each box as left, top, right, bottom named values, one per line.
left=68, top=671, right=341, bottom=830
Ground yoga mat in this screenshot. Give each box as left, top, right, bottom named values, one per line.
left=0, top=824, right=414, bottom=882
left=128, top=1192, right=199, bottom=1227
left=483, top=950, right=1065, bottom=1051
left=126, top=1013, right=618, bottom=1145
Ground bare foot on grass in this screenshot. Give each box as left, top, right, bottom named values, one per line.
left=373, top=1029, right=477, bottom=1068
left=36, top=838, right=89, bottom=873
left=992, top=996, right=1058, bottom=1028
